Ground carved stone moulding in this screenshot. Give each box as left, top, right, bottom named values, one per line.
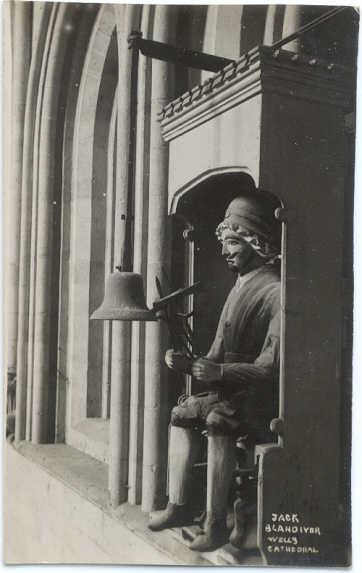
left=159, top=46, right=354, bottom=143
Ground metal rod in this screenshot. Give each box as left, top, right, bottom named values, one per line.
left=153, top=281, right=201, bottom=310
left=271, top=6, right=347, bottom=51
left=120, top=30, right=142, bottom=271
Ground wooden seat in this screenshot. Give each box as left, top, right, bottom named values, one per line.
left=230, top=429, right=276, bottom=549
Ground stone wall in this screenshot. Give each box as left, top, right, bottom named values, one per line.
left=4, top=442, right=174, bottom=565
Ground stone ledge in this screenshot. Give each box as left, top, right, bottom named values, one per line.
left=5, top=441, right=208, bottom=565
left=6, top=441, right=263, bottom=565
left=67, top=417, right=110, bottom=463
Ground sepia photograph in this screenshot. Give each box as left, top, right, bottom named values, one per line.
left=2, top=1, right=359, bottom=566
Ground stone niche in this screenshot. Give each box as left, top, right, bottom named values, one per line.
left=160, top=46, right=354, bottom=566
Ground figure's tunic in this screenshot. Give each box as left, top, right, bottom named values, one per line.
left=171, top=263, right=281, bottom=436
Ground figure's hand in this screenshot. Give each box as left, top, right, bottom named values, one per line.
left=191, top=358, right=222, bottom=382
left=165, top=349, right=191, bottom=373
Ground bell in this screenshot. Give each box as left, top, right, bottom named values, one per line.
left=91, top=270, right=156, bottom=321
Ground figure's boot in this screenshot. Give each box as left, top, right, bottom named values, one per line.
left=229, top=497, right=246, bottom=548
left=188, top=513, right=229, bottom=551
left=148, top=426, right=200, bottom=531
left=148, top=502, right=191, bottom=531
left=189, top=435, right=235, bottom=552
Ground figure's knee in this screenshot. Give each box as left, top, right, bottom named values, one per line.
left=206, top=411, right=235, bottom=436
left=170, top=405, right=195, bottom=428
left=170, top=396, right=201, bottom=428
left=171, top=405, right=188, bottom=428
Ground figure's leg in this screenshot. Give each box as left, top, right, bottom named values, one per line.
left=206, top=434, right=235, bottom=519
left=168, top=426, right=200, bottom=504
left=148, top=393, right=219, bottom=532
left=189, top=413, right=236, bottom=551
left=148, top=422, right=201, bottom=531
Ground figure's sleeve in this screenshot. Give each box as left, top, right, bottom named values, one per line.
left=204, top=297, right=230, bottom=362
left=221, top=295, right=280, bottom=386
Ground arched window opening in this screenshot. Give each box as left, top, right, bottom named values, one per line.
left=87, top=30, right=118, bottom=418
left=170, top=172, right=282, bottom=401
left=66, top=5, right=118, bottom=461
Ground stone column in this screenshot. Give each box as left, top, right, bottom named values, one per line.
left=263, top=5, right=277, bottom=45
left=15, top=4, right=52, bottom=442
left=109, top=4, right=141, bottom=507
left=201, top=6, right=219, bottom=83
left=282, top=6, right=303, bottom=51
left=31, top=5, right=72, bottom=443
left=3, top=0, right=13, bottom=423
left=142, top=5, right=174, bottom=512
left=25, top=5, right=60, bottom=442
left=7, top=2, right=31, bottom=373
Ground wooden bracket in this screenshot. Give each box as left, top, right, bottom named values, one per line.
left=128, top=32, right=235, bottom=73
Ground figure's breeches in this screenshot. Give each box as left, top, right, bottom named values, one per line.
left=170, top=387, right=275, bottom=436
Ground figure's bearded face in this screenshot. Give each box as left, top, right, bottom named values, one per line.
left=220, top=229, right=259, bottom=274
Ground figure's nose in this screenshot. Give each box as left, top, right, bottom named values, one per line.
left=221, top=243, right=229, bottom=257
